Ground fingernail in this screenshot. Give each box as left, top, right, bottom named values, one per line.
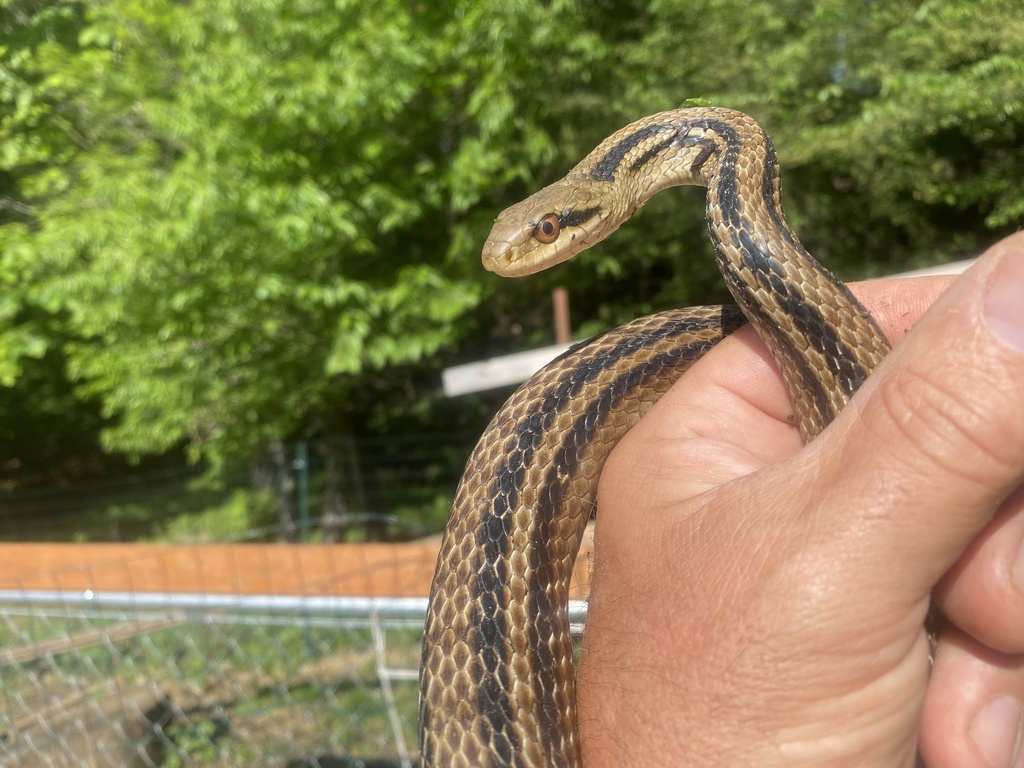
left=984, top=249, right=1024, bottom=355
left=970, top=696, right=1024, bottom=768
left=1015, top=537, right=1024, bottom=596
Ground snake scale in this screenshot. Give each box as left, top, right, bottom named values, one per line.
left=419, top=107, right=892, bottom=767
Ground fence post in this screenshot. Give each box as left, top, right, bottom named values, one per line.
left=296, top=440, right=310, bottom=542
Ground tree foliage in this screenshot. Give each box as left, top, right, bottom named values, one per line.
left=1, top=0, right=1022, bottom=486
left=0, top=0, right=603, bottom=467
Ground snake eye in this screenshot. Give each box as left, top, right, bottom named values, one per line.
left=532, top=213, right=561, bottom=244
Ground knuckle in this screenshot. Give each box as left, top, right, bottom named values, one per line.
left=875, top=363, right=1019, bottom=488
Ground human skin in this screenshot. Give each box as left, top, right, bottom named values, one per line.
left=576, top=232, right=1024, bottom=768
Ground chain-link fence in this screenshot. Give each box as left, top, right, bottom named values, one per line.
left=0, top=584, right=588, bottom=766
left=0, top=588, right=426, bottom=768
left=0, top=433, right=478, bottom=545
left=0, top=429, right=595, bottom=766
left=0, top=521, right=440, bottom=768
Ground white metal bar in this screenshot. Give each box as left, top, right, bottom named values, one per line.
left=0, top=591, right=591, bottom=629
left=371, top=610, right=413, bottom=768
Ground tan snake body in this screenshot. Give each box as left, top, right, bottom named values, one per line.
left=419, top=107, right=892, bottom=767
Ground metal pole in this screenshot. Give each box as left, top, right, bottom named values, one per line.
left=296, top=441, right=310, bottom=541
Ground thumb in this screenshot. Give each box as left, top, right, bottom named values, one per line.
left=813, top=232, right=1024, bottom=596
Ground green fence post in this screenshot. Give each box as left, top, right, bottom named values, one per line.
left=296, top=441, right=310, bottom=541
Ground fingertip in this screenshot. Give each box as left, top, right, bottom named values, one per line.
left=983, top=235, right=1024, bottom=357
left=920, top=629, right=1024, bottom=768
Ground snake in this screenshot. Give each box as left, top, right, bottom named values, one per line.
left=418, top=106, right=893, bottom=767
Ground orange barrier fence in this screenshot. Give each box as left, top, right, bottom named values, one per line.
left=0, top=529, right=594, bottom=599
left=0, top=542, right=441, bottom=597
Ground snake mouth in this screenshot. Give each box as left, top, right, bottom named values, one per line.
left=482, top=238, right=550, bottom=277
left=481, top=239, right=513, bottom=274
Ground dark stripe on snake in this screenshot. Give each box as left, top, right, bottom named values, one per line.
left=732, top=222, right=868, bottom=400
left=472, top=310, right=744, bottom=755
left=702, top=119, right=867, bottom=409
left=688, top=140, right=718, bottom=174
left=587, top=123, right=674, bottom=182
left=559, top=207, right=602, bottom=230
left=523, top=315, right=744, bottom=759
left=629, top=131, right=686, bottom=174
left=702, top=119, right=803, bottom=263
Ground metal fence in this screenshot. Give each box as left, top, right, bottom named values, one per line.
left=0, top=586, right=589, bottom=767
left=0, top=431, right=593, bottom=766
left=0, top=589, right=426, bottom=768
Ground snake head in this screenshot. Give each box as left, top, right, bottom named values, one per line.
left=482, top=179, right=608, bottom=277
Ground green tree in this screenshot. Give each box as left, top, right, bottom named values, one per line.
left=618, top=0, right=1024, bottom=276
left=1, top=0, right=1021, bottom=517
left=0, top=0, right=610, bottom=470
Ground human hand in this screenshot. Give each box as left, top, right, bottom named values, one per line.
left=576, top=233, right=1024, bottom=767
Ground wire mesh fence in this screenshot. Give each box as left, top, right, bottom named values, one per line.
left=0, top=433, right=478, bottom=545
left=0, top=584, right=588, bottom=766
left=0, top=515, right=439, bottom=767
left=0, top=589, right=427, bottom=768
left=0, top=433, right=466, bottom=767
left=0, top=432, right=593, bottom=766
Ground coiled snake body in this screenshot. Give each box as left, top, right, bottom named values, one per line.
left=419, top=107, right=891, bottom=767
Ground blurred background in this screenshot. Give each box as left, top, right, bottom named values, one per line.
left=0, top=0, right=1022, bottom=764
left=3, top=0, right=1022, bottom=542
